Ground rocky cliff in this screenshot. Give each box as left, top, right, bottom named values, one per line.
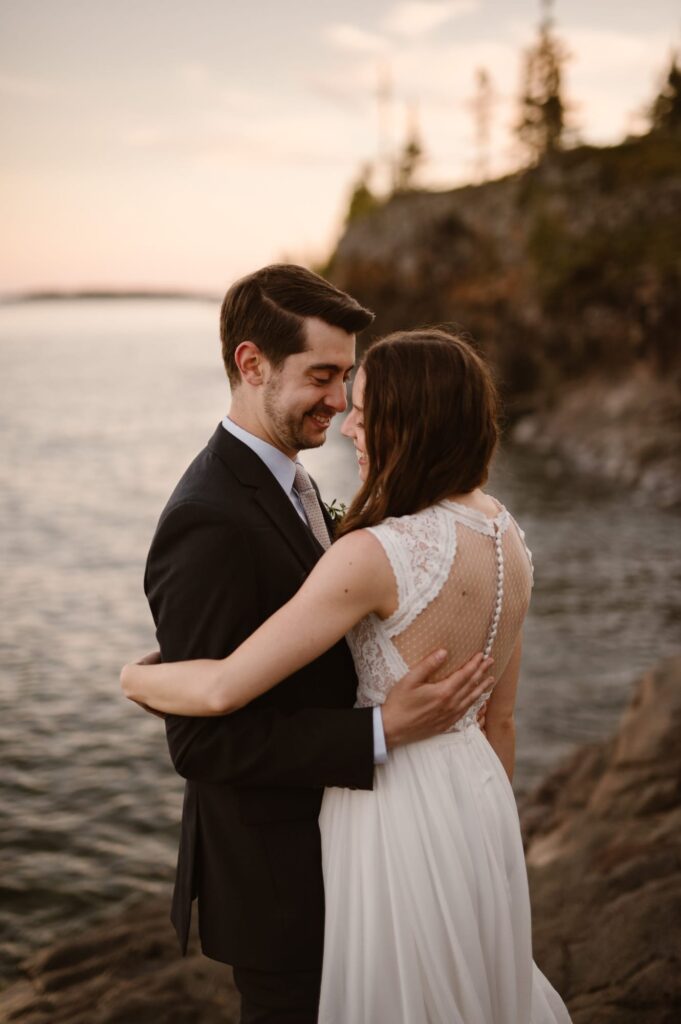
left=521, top=655, right=681, bottom=1023
left=326, top=135, right=681, bottom=506
left=2, top=657, right=679, bottom=1023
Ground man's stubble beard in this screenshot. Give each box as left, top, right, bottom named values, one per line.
left=262, top=374, right=326, bottom=453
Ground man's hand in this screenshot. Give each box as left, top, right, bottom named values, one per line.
left=123, top=651, right=165, bottom=719
left=381, top=650, right=493, bottom=749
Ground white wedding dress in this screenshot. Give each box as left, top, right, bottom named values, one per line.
left=318, top=499, right=572, bottom=1024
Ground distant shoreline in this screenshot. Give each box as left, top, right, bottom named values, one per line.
left=0, top=289, right=220, bottom=305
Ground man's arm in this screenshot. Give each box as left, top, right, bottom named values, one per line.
left=145, top=501, right=375, bottom=789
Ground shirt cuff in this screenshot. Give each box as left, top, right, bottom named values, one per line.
left=372, top=706, right=389, bottom=765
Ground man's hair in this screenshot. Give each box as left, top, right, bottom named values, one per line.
left=339, top=328, right=500, bottom=535
left=220, top=264, right=375, bottom=385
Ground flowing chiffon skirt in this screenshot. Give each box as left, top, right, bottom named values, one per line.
left=318, top=724, right=571, bottom=1024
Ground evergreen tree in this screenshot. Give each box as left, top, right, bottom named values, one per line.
left=345, top=163, right=378, bottom=224
left=471, top=67, right=495, bottom=183
left=394, top=104, right=425, bottom=192
left=515, top=0, right=570, bottom=164
left=650, top=53, right=681, bottom=135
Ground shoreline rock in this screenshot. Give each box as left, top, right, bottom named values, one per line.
left=3, top=657, right=680, bottom=1022
left=0, top=902, right=238, bottom=1024
left=511, top=367, right=681, bottom=508
left=520, top=655, right=681, bottom=1023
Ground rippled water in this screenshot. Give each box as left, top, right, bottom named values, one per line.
left=1, top=300, right=679, bottom=979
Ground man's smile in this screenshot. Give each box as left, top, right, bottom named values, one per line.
left=307, top=411, right=333, bottom=430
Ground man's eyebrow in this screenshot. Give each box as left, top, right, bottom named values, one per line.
left=307, top=362, right=355, bottom=373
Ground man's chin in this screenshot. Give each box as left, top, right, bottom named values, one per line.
left=298, top=417, right=330, bottom=448
left=297, top=431, right=327, bottom=451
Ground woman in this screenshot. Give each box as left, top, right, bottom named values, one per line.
left=122, top=328, right=571, bottom=1024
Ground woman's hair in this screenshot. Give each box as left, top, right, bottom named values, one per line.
left=339, top=328, right=499, bottom=535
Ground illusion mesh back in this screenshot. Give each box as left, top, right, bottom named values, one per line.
left=393, top=519, right=532, bottom=683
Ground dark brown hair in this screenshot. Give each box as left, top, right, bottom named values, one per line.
left=220, top=264, right=374, bottom=385
left=339, top=328, right=499, bottom=534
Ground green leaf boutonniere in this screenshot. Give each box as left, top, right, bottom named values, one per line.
left=323, top=498, right=347, bottom=527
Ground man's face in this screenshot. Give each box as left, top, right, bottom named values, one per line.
left=261, top=317, right=355, bottom=456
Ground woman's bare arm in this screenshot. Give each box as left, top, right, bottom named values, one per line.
left=484, top=634, right=522, bottom=782
left=121, top=530, right=396, bottom=716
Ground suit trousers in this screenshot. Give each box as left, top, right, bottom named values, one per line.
left=234, top=964, right=322, bottom=1024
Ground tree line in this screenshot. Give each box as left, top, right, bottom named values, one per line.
left=346, top=0, right=680, bottom=219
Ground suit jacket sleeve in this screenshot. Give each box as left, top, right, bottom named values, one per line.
left=145, top=501, right=375, bottom=790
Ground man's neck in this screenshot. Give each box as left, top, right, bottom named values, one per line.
left=227, top=403, right=298, bottom=461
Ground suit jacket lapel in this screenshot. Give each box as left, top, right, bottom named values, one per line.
left=207, top=425, right=323, bottom=572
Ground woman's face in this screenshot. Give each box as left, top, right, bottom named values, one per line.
left=341, top=367, right=368, bottom=481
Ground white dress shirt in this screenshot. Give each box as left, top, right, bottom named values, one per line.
left=222, top=416, right=388, bottom=764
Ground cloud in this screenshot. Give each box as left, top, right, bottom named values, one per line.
left=554, top=26, right=673, bottom=142
left=325, top=23, right=389, bottom=54
left=0, top=73, right=56, bottom=100
left=383, top=1, right=479, bottom=38
left=178, top=62, right=211, bottom=89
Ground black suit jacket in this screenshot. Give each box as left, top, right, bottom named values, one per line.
left=144, top=424, right=374, bottom=971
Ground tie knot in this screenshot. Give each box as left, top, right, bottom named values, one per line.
left=294, top=462, right=314, bottom=496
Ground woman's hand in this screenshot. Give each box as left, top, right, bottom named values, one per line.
left=120, top=653, right=225, bottom=716
left=121, top=651, right=166, bottom=718
left=136, top=650, right=162, bottom=666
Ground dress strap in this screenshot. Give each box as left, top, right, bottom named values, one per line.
left=507, top=513, right=534, bottom=583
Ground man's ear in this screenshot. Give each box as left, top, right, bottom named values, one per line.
left=234, top=341, right=267, bottom=386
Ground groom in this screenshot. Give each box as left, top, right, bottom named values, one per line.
left=144, top=264, right=492, bottom=1023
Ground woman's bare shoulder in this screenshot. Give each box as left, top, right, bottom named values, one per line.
left=324, top=529, right=397, bottom=617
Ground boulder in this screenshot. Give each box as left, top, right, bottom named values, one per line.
left=522, top=655, right=681, bottom=1023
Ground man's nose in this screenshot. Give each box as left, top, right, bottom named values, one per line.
left=326, top=379, right=348, bottom=413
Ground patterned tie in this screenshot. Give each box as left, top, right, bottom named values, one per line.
left=294, top=463, right=331, bottom=550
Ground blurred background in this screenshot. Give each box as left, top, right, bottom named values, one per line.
left=1, top=0, right=680, bottom=990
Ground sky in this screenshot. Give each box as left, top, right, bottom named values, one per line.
left=1, top=0, right=678, bottom=294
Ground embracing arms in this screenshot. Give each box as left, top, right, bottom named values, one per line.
left=124, top=530, right=392, bottom=716
left=126, top=512, right=494, bottom=759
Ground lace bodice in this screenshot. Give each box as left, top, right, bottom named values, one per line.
left=347, top=499, right=534, bottom=731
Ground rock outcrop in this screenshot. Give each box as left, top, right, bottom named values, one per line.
left=2, top=657, right=680, bottom=1023
left=522, top=655, right=681, bottom=1023
left=0, top=905, right=239, bottom=1024
left=326, top=134, right=681, bottom=504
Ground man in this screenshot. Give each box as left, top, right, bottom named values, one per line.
left=143, top=265, right=492, bottom=1023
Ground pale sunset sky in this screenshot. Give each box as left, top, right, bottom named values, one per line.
left=1, top=0, right=678, bottom=294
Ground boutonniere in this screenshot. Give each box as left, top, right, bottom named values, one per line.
left=323, top=499, right=347, bottom=526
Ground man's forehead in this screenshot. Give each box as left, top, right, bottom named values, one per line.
left=299, top=317, right=356, bottom=370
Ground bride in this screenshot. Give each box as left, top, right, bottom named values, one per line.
left=122, top=328, right=572, bottom=1024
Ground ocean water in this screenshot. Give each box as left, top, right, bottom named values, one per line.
left=1, top=299, right=679, bottom=978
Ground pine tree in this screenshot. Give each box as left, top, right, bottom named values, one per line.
left=471, top=67, right=495, bottom=183
left=650, top=53, right=681, bottom=135
left=345, top=163, right=379, bottom=224
left=394, top=104, right=425, bottom=192
left=515, top=0, right=570, bottom=164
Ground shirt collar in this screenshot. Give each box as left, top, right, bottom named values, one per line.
left=222, top=416, right=297, bottom=498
